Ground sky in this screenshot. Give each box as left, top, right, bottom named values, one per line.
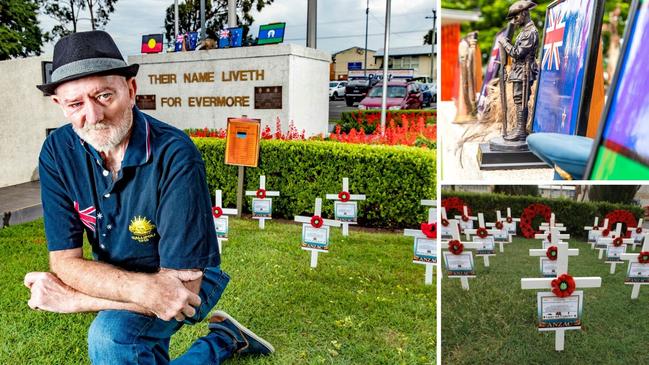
left=37, top=0, right=436, bottom=57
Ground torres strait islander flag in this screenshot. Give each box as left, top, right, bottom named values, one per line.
left=141, top=34, right=163, bottom=53
left=532, top=0, right=598, bottom=135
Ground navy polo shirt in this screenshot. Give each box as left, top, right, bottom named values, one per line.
left=39, top=107, right=220, bottom=273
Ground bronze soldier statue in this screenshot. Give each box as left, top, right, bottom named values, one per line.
left=497, top=0, right=539, bottom=142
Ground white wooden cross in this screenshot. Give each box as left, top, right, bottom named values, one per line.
left=295, top=198, right=341, bottom=268
left=442, top=220, right=476, bottom=290
left=245, top=175, right=280, bottom=229
left=587, top=218, right=609, bottom=249
left=595, top=223, right=633, bottom=261
left=583, top=216, right=600, bottom=231
left=534, top=225, right=570, bottom=249
left=538, top=213, right=566, bottom=233
left=529, top=228, right=579, bottom=278
left=620, top=238, right=649, bottom=299
left=521, top=241, right=602, bottom=351
left=504, top=207, right=520, bottom=235
left=212, top=190, right=239, bottom=253
left=628, top=218, right=646, bottom=250
left=404, top=203, right=436, bottom=285
left=584, top=216, right=602, bottom=246
left=453, top=205, right=477, bottom=233
left=439, top=207, right=454, bottom=241
left=485, top=210, right=513, bottom=250
left=325, top=177, right=366, bottom=236
left=459, top=213, right=499, bottom=267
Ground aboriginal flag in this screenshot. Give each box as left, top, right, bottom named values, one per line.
left=141, top=34, right=163, bottom=53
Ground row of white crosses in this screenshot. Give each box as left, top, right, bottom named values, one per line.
left=325, top=178, right=366, bottom=236
left=596, top=223, right=634, bottom=273
left=245, top=175, right=280, bottom=229
left=535, top=214, right=570, bottom=249
left=485, top=209, right=518, bottom=248
left=294, top=198, right=340, bottom=268
left=404, top=200, right=437, bottom=285
left=521, top=227, right=602, bottom=352
left=212, top=190, right=238, bottom=253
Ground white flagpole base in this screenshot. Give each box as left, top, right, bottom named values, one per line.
left=555, top=329, right=565, bottom=351
left=483, top=256, right=490, bottom=267
left=631, top=283, right=641, bottom=299
left=460, top=276, right=469, bottom=290
left=424, top=264, right=433, bottom=285
left=342, top=223, right=349, bottom=236
left=310, top=250, right=318, bottom=268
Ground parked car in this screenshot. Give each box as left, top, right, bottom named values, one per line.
left=357, top=81, right=423, bottom=110
left=420, top=82, right=436, bottom=107
left=329, top=81, right=347, bottom=100
left=344, top=77, right=379, bottom=106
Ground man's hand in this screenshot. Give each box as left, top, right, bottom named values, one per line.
left=135, top=270, right=203, bottom=321
left=24, top=272, right=81, bottom=313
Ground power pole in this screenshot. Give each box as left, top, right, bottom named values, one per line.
left=174, top=0, right=179, bottom=39
left=364, top=0, right=369, bottom=77
left=379, top=0, right=392, bottom=136
left=307, top=0, right=317, bottom=48
left=426, top=9, right=437, bottom=81
left=200, top=0, right=206, bottom=40
left=228, top=0, right=237, bottom=27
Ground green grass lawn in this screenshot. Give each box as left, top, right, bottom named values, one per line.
left=442, top=236, right=648, bottom=364
left=0, top=218, right=434, bottom=365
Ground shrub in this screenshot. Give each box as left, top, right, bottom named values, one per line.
left=441, top=191, right=644, bottom=238
left=194, top=138, right=436, bottom=228
left=336, top=110, right=436, bottom=134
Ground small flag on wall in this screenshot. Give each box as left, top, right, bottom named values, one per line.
left=141, top=34, right=163, bottom=53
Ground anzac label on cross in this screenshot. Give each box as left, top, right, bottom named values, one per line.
left=295, top=198, right=341, bottom=268
left=245, top=175, right=280, bottom=229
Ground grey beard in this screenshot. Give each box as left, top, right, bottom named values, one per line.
left=73, top=113, right=133, bottom=153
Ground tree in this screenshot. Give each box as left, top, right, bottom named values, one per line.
left=40, top=0, right=119, bottom=40
left=493, top=185, right=539, bottom=197
left=163, top=0, right=274, bottom=44
left=423, top=29, right=434, bottom=45
left=588, top=185, right=640, bottom=205
left=0, top=0, right=44, bottom=60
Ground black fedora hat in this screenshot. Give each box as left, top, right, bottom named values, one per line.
left=37, top=30, right=139, bottom=95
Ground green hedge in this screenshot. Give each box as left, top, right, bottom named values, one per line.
left=194, top=138, right=436, bottom=228
left=337, top=110, right=436, bottom=134
left=442, top=191, right=644, bottom=238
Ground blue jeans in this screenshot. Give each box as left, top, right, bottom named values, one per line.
left=88, top=267, right=234, bottom=365
left=527, top=133, right=593, bottom=180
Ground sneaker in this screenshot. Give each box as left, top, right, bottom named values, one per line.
left=208, top=310, right=275, bottom=356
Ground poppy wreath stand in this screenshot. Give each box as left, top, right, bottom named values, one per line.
left=294, top=198, right=341, bottom=268
left=325, top=177, right=366, bottom=236
left=212, top=190, right=239, bottom=253
left=521, top=241, right=602, bottom=351
left=619, top=240, right=649, bottom=299
left=245, top=175, right=280, bottom=229
left=404, top=200, right=437, bottom=286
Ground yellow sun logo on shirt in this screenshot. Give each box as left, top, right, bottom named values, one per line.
left=129, top=216, right=156, bottom=243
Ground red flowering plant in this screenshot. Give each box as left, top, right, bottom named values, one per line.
left=551, top=273, right=576, bottom=298
left=613, top=237, right=624, bottom=247
left=212, top=206, right=223, bottom=218
left=448, top=240, right=464, bottom=255
left=476, top=227, right=488, bottom=238
left=421, top=222, right=436, bottom=238
left=638, top=252, right=649, bottom=264
left=186, top=118, right=307, bottom=141
left=546, top=246, right=558, bottom=261
left=329, top=115, right=436, bottom=147
left=310, top=215, right=323, bottom=228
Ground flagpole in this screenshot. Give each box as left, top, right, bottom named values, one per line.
left=380, top=0, right=392, bottom=136
left=174, top=0, right=179, bottom=39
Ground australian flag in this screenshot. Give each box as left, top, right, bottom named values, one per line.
left=532, top=0, right=599, bottom=135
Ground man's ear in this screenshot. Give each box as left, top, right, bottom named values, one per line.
left=127, top=77, right=138, bottom=107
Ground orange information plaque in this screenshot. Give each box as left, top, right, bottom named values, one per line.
left=224, top=118, right=261, bottom=167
